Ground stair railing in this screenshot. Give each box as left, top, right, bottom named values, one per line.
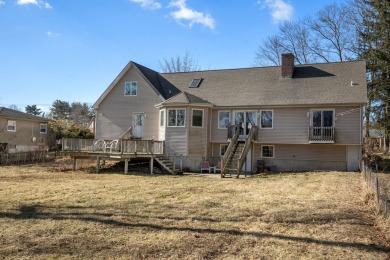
left=237, top=125, right=257, bottom=177
left=222, top=124, right=240, bottom=176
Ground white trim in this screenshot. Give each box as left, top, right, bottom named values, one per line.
left=40, top=123, right=47, bottom=134
left=260, top=110, right=273, bottom=129
left=261, top=145, right=275, bottom=158
left=218, top=110, right=230, bottom=129
left=7, top=120, right=16, bottom=132
left=309, top=108, right=336, bottom=127
left=167, top=108, right=186, bottom=127
left=159, top=109, right=165, bottom=127
left=191, top=109, right=204, bottom=128
left=124, top=81, right=138, bottom=96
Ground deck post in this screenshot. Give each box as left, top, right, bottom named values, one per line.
left=173, top=154, right=176, bottom=174
left=72, top=156, right=77, bottom=171
left=150, top=156, right=154, bottom=175
left=124, top=159, right=128, bottom=174
left=180, top=154, right=183, bottom=171
left=96, top=156, right=100, bottom=173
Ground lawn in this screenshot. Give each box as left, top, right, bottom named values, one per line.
left=0, top=162, right=389, bottom=259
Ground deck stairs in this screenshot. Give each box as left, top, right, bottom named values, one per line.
left=221, top=125, right=257, bottom=178
left=155, top=155, right=183, bottom=175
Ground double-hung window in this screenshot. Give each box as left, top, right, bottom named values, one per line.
left=218, top=111, right=230, bottom=129
left=168, top=109, right=186, bottom=127
left=260, top=110, right=273, bottom=129
left=40, top=123, right=47, bottom=134
left=261, top=145, right=274, bottom=158
left=124, top=81, right=137, bottom=96
left=7, top=120, right=16, bottom=132
left=192, top=109, right=203, bottom=127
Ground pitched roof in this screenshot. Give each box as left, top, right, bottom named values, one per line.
left=0, top=107, right=49, bottom=122
left=159, top=92, right=212, bottom=106
left=93, top=61, right=180, bottom=109
left=160, top=60, right=367, bottom=107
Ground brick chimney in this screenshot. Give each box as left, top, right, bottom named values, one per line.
left=281, top=53, right=295, bottom=78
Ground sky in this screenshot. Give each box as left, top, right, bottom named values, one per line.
left=0, top=0, right=346, bottom=113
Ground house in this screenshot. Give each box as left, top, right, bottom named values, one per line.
left=0, top=107, right=50, bottom=153
left=92, top=53, right=367, bottom=172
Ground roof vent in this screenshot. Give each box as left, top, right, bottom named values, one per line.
left=189, top=78, right=203, bottom=88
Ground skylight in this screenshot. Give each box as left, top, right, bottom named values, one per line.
left=189, top=78, right=203, bottom=88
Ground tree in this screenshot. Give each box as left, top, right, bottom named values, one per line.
left=50, top=100, right=71, bottom=120
left=8, top=104, right=21, bottom=111
left=159, top=51, right=200, bottom=72
left=359, top=0, right=390, bottom=150
left=255, top=3, right=359, bottom=65
left=70, top=102, right=93, bottom=126
left=25, top=105, right=42, bottom=116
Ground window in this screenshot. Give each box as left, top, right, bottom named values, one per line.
left=189, top=78, right=203, bottom=88
left=159, top=110, right=165, bottom=127
left=218, top=111, right=230, bottom=129
left=168, top=109, right=186, bottom=127
left=261, top=145, right=274, bottom=158
left=40, top=123, right=47, bottom=134
left=220, top=144, right=229, bottom=156
left=124, top=81, right=137, bottom=96
left=260, top=110, right=273, bottom=129
left=192, top=109, right=203, bottom=127
left=7, top=120, right=16, bottom=132
left=311, top=110, right=334, bottom=127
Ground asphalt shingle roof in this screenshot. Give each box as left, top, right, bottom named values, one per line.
left=160, top=92, right=212, bottom=106
left=0, top=107, right=49, bottom=122
left=159, top=60, right=367, bottom=107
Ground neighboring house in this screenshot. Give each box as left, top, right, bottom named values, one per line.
left=0, top=107, right=50, bottom=153
left=93, top=54, right=367, bottom=172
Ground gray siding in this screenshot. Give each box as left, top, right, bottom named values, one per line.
left=210, top=106, right=362, bottom=145
left=0, top=118, right=48, bottom=152
left=188, top=108, right=208, bottom=157
left=95, top=66, right=162, bottom=140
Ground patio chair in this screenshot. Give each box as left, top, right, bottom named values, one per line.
left=214, top=161, right=222, bottom=173
left=200, top=161, right=212, bottom=173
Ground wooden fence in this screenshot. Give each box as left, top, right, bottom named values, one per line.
left=362, top=162, right=390, bottom=218
left=0, top=151, right=59, bottom=165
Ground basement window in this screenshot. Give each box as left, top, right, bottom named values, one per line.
left=189, top=78, right=203, bottom=88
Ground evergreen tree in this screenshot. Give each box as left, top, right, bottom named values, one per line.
left=25, top=105, right=42, bottom=116
left=360, top=0, right=390, bottom=149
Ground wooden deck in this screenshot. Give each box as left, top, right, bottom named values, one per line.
left=61, top=138, right=165, bottom=174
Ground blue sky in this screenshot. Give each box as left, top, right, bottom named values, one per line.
left=0, top=0, right=344, bottom=112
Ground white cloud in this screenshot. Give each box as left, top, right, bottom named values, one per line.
left=47, top=31, right=61, bottom=37
left=258, top=0, right=293, bottom=23
left=169, top=0, right=215, bottom=30
left=129, top=0, right=161, bottom=10
left=0, top=1, right=5, bottom=6
left=17, top=0, right=52, bottom=9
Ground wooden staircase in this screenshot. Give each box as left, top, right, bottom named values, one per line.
left=155, top=155, right=183, bottom=175
left=221, top=125, right=257, bottom=178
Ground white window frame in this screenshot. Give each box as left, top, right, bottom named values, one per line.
left=7, top=120, right=16, bottom=132
left=220, top=144, right=229, bottom=157
left=159, top=110, right=165, bottom=127
left=124, top=81, right=138, bottom=96
left=191, top=109, right=204, bottom=128
left=261, top=145, right=275, bottom=158
left=168, top=108, right=186, bottom=127
left=310, top=108, right=335, bottom=127
left=218, top=111, right=230, bottom=129
left=40, top=123, right=47, bottom=134
left=260, top=110, right=273, bottom=129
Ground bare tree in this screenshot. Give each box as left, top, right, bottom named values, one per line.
left=159, top=51, right=200, bottom=72
left=307, top=3, right=356, bottom=62
left=8, top=104, right=21, bottom=111
left=254, top=36, right=284, bottom=66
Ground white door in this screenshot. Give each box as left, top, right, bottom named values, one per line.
left=133, top=113, right=144, bottom=139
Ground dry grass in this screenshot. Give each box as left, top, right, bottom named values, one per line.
left=0, top=162, right=389, bottom=259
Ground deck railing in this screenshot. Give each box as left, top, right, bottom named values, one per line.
left=308, top=127, right=335, bottom=143
left=62, top=138, right=164, bottom=155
